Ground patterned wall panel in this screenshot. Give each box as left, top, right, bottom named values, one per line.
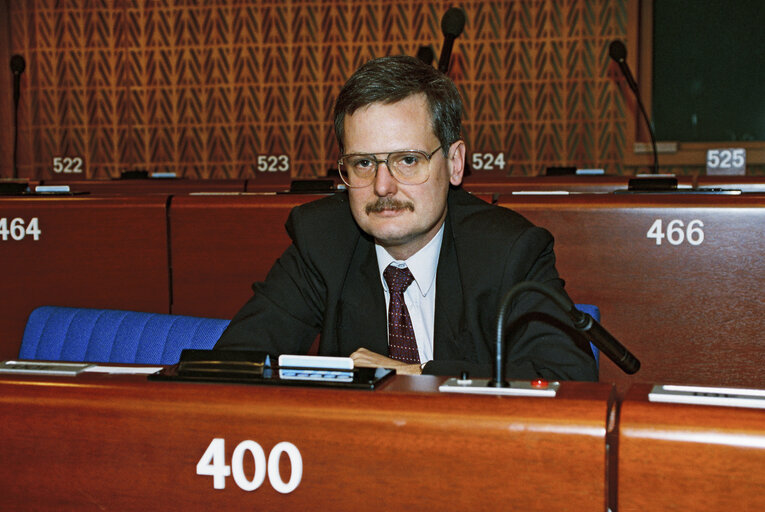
left=9, top=0, right=635, bottom=180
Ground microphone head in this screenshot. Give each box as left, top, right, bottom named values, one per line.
left=416, top=45, right=436, bottom=65
left=10, top=54, right=26, bottom=74
left=441, top=7, right=466, bottom=38
left=608, top=40, right=627, bottom=63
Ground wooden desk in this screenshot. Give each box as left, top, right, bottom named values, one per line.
left=696, top=176, right=765, bottom=193
left=244, top=172, right=294, bottom=193
left=0, top=372, right=614, bottom=511
left=39, top=178, right=247, bottom=195
left=0, top=196, right=170, bottom=359
left=168, top=193, right=329, bottom=318
left=461, top=175, right=694, bottom=195
left=618, top=384, right=765, bottom=511
left=496, top=193, right=765, bottom=395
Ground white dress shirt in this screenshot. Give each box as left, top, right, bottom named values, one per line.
left=375, top=223, right=444, bottom=365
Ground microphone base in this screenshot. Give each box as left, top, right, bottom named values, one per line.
left=439, top=378, right=560, bottom=397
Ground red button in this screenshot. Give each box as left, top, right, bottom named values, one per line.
left=531, top=378, right=548, bottom=389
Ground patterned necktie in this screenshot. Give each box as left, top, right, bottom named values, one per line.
left=383, top=264, right=420, bottom=364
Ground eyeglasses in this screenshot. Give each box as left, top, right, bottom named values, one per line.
left=337, top=145, right=443, bottom=188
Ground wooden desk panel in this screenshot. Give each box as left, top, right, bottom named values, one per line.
left=461, top=175, right=694, bottom=194
left=697, top=176, right=765, bottom=193
left=496, top=194, right=765, bottom=394
left=169, top=193, right=328, bottom=319
left=618, top=384, right=765, bottom=511
left=39, top=178, right=247, bottom=195
left=0, top=196, right=170, bottom=359
left=244, top=172, right=295, bottom=193
left=0, top=373, right=614, bottom=511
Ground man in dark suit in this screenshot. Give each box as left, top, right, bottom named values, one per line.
left=215, top=55, right=597, bottom=381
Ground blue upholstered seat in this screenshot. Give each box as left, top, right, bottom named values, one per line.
left=19, top=304, right=600, bottom=367
left=19, top=306, right=230, bottom=365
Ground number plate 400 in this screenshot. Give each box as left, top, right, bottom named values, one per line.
left=197, top=438, right=302, bottom=494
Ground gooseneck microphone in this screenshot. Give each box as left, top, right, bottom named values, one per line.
left=608, top=40, right=659, bottom=174
left=489, top=281, right=640, bottom=388
left=437, top=7, right=466, bottom=74
left=10, top=55, right=26, bottom=179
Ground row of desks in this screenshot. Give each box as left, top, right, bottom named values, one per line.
left=1, top=371, right=763, bottom=511
left=22, top=173, right=765, bottom=195
left=2, top=187, right=764, bottom=395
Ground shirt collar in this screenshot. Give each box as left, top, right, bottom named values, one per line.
left=375, top=222, right=444, bottom=297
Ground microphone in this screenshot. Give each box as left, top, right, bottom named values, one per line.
left=10, top=55, right=26, bottom=179
left=416, top=45, right=436, bottom=66
left=437, top=7, right=466, bottom=74
left=608, top=41, right=637, bottom=93
left=10, top=54, right=25, bottom=73
left=608, top=40, right=659, bottom=174
left=11, top=54, right=26, bottom=108
left=489, top=281, right=640, bottom=388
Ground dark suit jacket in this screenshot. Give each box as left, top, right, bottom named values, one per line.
left=215, top=187, right=598, bottom=381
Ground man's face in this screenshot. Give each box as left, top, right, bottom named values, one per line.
left=343, top=94, right=464, bottom=260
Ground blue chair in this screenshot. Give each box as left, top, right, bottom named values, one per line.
left=20, top=304, right=600, bottom=367
left=19, top=306, right=230, bottom=365
left=575, top=304, right=600, bottom=366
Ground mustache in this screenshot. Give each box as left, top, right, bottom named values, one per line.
left=365, top=197, right=415, bottom=214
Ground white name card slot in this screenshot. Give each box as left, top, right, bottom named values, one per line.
left=83, top=365, right=164, bottom=375
left=649, top=384, right=765, bottom=409
left=0, top=360, right=92, bottom=376
left=511, top=190, right=570, bottom=195
left=277, top=355, right=354, bottom=382
left=35, top=185, right=71, bottom=193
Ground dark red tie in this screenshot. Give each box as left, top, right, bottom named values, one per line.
left=383, top=265, right=420, bottom=364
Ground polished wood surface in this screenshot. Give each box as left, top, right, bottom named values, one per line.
left=0, top=372, right=614, bottom=511
left=462, top=174, right=694, bottom=194
left=497, top=193, right=765, bottom=395
left=38, top=178, right=248, bottom=195
left=618, top=383, right=765, bottom=511
left=0, top=196, right=170, bottom=359
left=169, top=193, right=329, bottom=318
left=696, top=176, right=765, bottom=193
left=463, top=174, right=633, bottom=194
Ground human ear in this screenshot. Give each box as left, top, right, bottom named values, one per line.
left=447, top=140, right=466, bottom=186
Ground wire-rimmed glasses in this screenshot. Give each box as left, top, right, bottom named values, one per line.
left=337, top=145, right=443, bottom=188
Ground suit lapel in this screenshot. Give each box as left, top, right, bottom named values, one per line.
left=434, top=214, right=467, bottom=361
left=336, top=236, right=389, bottom=356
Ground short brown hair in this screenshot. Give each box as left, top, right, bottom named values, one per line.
left=333, top=55, right=463, bottom=155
